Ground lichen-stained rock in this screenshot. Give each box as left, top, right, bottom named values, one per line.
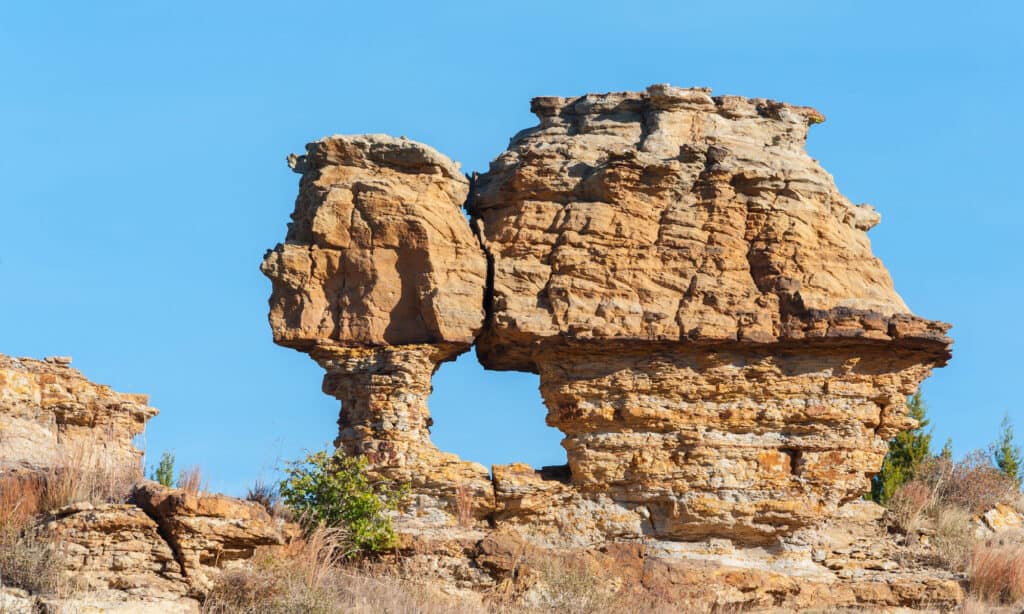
left=132, top=482, right=283, bottom=591
left=262, top=135, right=493, bottom=525
left=0, top=354, right=156, bottom=476
left=261, top=134, right=487, bottom=349
left=466, top=85, right=952, bottom=544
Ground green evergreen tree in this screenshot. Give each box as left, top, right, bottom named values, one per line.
left=869, top=391, right=932, bottom=504
left=150, top=451, right=176, bottom=487
left=992, top=412, right=1022, bottom=488
left=939, top=437, right=953, bottom=461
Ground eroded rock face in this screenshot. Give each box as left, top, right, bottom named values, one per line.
left=265, top=86, right=955, bottom=610
left=0, top=355, right=156, bottom=476
left=468, top=85, right=945, bottom=355
left=261, top=134, right=487, bottom=349
left=261, top=135, right=493, bottom=520
left=464, top=85, right=951, bottom=544
left=132, top=482, right=284, bottom=591
left=41, top=502, right=190, bottom=600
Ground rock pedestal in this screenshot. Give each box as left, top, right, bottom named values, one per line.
left=263, top=86, right=956, bottom=610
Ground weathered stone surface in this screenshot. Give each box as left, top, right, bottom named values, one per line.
left=261, top=134, right=487, bottom=350
left=0, top=354, right=156, bottom=476
left=261, top=135, right=494, bottom=523
left=264, top=86, right=956, bottom=610
left=468, top=84, right=949, bottom=357
left=41, top=502, right=189, bottom=599
left=132, top=481, right=284, bottom=590
left=460, top=85, right=952, bottom=544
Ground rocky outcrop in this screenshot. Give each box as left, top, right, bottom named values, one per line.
left=41, top=502, right=193, bottom=607
left=132, top=481, right=284, bottom=591
left=467, top=85, right=950, bottom=544
left=0, top=355, right=284, bottom=611
left=0, top=355, right=156, bottom=477
left=263, top=86, right=954, bottom=609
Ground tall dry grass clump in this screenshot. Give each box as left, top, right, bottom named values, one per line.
left=969, top=530, right=1024, bottom=606
left=0, top=474, right=65, bottom=595
left=203, top=525, right=479, bottom=614
left=177, top=465, right=206, bottom=497
left=40, top=438, right=141, bottom=510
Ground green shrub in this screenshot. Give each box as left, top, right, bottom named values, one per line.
left=151, top=451, right=176, bottom=487
left=279, top=450, right=407, bottom=556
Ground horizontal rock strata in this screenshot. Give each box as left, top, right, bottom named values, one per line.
left=264, top=86, right=955, bottom=610
left=261, top=135, right=494, bottom=522
left=0, top=355, right=156, bottom=476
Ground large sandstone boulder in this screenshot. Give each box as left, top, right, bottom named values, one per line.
left=132, top=481, right=284, bottom=591
left=466, top=85, right=951, bottom=544
left=261, top=134, right=487, bottom=349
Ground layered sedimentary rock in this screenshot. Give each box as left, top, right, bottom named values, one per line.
left=261, top=135, right=494, bottom=520
left=41, top=502, right=191, bottom=601
left=0, top=355, right=284, bottom=611
left=264, top=86, right=954, bottom=609
left=0, top=355, right=156, bottom=476
left=132, top=482, right=284, bottom=591
left=467, top=85, right=951, bottom=543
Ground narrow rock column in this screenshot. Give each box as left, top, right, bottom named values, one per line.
left=313, top=343, right=494, bottom=521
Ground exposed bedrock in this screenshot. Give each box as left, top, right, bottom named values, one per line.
left=0, top=354, right=156, bottom=477
left=262, top=86, right=951, bottom=548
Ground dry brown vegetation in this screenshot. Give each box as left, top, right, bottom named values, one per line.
left=0, top=474, right=64, bottom=595
left=203, top=526, right=484, bottom=614
left=969, top=530, right=1024, bottom=606
left=178, top=465, right=207, bottom=497
left=0, top=440, right=140, bottom=597
left=888, top=451, right=1024, bottom=608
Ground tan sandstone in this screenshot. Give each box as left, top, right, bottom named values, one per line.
left=0, top=355, right=156, bottom=476
left=263, top=86, right=955, bottom=610
left=261, top=134, right=494, bottom=520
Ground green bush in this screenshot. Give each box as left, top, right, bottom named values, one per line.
left=279, top=450, right=407, bottom=556
left=150, top=451, right=176, bottom=488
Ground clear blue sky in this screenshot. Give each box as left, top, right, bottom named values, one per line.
left=2, top=2, right=1021, bottom=495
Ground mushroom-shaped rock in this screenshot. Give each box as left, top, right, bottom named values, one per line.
left=261, top=135, right=493, bottom=523
left=468, top=85, right=952, bottom=544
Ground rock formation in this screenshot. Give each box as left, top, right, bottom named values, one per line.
left=0, top=354, right=285, bottom=612
left=0, top=355, right=156, bottom=477
left=264, top=85, right=954, bottom=610
left=261, top=134, right=495, bottom=521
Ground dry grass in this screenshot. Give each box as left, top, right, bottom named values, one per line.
left=929, top=506, right=974, bottom=571
left=889, top=479, right=933, bottom=535
left=969, top=531, right=1024, bottom=606
left=39, top=439, right=140, bottom=510
left=525, top=557, right=625, bottom=614
left=177, top=465, right=206, bottom=497
left=203, top=526, right=481, bottom=614
left=886, top=451, right=1024, bottom=610
left=0, top=474, right=66, bottom=596
left=915, top=451, right=1020, bottom=514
